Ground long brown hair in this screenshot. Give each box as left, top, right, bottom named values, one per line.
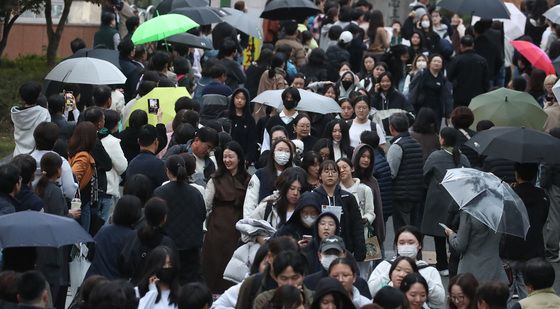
left=68, top=121, right=97, bottom=157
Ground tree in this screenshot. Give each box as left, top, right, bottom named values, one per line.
left=0, top=0, right=43, bottom=60
left=44, top=0, right=71, bottom=66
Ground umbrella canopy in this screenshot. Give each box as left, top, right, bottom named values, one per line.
left=221, top=8, right=263, bottom=39
left=131, top=14, right=199, bottom=45
left=0, top=211, right=94, bottom=248
left=154, top=0, right=208, bottom=15
left=544, top=4, right=560, bottom=24
left=167, top=33, right=212, bottom=50
left=469, top=88, right=547, bottom=130
left=465, top=127, right=560, bottom=164
left=252, top=89, right=341, bottom=114
left=472, top=3, right=525, bottom=40
left=45, top=58, right=126, bottom=85
left=69, top=48, right=121, bottom=69
left=438, top=0, right=510, bottom=19
left=170, top=7, right=227, bottom=25
left=260, top=0, right=320, bottom=20
left=441, top=168, right=530, bottom=238
left=125, top=87, right=191, bottom=127
left=551, top=75, right=560, bottom=101
left=511, top=40, right=555, bottom=75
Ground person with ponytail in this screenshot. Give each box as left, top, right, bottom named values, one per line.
left=153, top=155, right=206, bottom=284
left=202, top=141, right=251, bottom=294
left=421, top=127, right=470, bottom=276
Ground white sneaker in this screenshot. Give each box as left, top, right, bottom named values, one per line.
left=439, top=269, right=449, bottom=276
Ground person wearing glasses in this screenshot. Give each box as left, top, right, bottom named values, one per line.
left=348, top=96, right=387, bottom=150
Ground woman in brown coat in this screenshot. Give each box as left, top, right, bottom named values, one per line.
left=202, top=141, right=251, bottom=293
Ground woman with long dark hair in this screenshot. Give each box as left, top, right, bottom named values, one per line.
left=153, top=155, right=206, bottom=284
left=228, top=88, right=257, bottom=165
left=367, top=10, right=389, bottom=54
left=409, top=107, right=440, bottom=162
left=202, top=141, right=251, bottom=294
left=448, top=273, right=479, bottom=309
left=137, top=245, right=181, bottom=309
left=371, top=72, right=411, bottom=112
left=422, top=127, right=470, bottom=276
left=323, top=119, right=353, bottom=161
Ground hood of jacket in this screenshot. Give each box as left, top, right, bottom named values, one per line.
left=351, top=143, right=375, bottom=167
left=311, top=277, right=354, bottom=309
left=11, top=105, right=51, bottom=132
left=229, top=87, right=252, bottom=116
left=286, top=191, right=323, bottom=226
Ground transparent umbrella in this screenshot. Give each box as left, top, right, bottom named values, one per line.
left=441, top=168, right=530, bottom=239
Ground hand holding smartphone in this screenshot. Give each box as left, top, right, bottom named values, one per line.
left=148, top=98, right=160, bottom=114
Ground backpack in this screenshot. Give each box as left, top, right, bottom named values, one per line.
left=118, top=235, right=152, bottom=282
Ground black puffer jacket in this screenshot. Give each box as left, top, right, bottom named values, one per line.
left=275, top=192, right=322, bottom=240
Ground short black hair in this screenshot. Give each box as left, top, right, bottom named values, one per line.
left=281, top=87, right=301, bottom=106
left=101, top=11, right=115, bottom=26
left=70, top=37, right=86, bottom=53
left=138, top=124, right=158, bottom=147
left=511, top=77, right=527, bottom=92
left=143, top=197, right=168, bottom=228
left=17, top=271, right=47, bottom=304
left=208, top=64, right=227, bottom=79
left=93, top=85, right=112, bottom=107
left=195, top=126, right=219, bottom=146
left=177, top=282, right=213, bottom=309
left=88, top=279, right=138, bottom=309
left=374, top=286, right=408, bottom=309
left=129, top=109, right=148, bottom=129
left=272, top=250, right=306, bottom=277
left=460, top=34, right=474, bottom=47
left=220, top=38, right=237, bottom=57
left=34, top=122, right=60, bottom=150
left=514, top=162, right=539, bottom=182
left=83, top=106, right=105, bottom=125
left=150, top=51, right=171, bottom=71
left=0, top=163, right=20, bottom=195
left=118, top=38, right=135, bottom=57
left=389, top=113, right=409, bottom=133
left=173, top=57, right=190, bottom=75
left=523, top=258, right=555, bottom=290
left=283, top=20, right=298, bottom=36
left=104, top=109, right=120, bottom=131
left=126, top=16, right=140, bottom=32
left=268, top=236, right=299, bottom=256
left=174, top=123, right=195, bottom=145
left=11, top=154, right=37, bottom=184
left=476, top=282, right=509, bottom=309
left=19, top=81, right=42, bottom=105
left=360, top=130, right=380, bottom=148
left=47, top=94, right=65, bottom=114
left=112, top=195, right=142, bottom=227
left=175, top=96, right=199, bottom=113
left=123, top=174, right=154, bottom=205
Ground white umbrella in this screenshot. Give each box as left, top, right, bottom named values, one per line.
left=472, top=2, right=525, bottom=40
left=252, top=89, right=341, bottom=114
left=45, top=58, right=127, bottom=85
left=544, top=4, right=560, bottom=24
left=221, top=8, right=263, bottom=40
left=551, top=77, right=560, bottom=102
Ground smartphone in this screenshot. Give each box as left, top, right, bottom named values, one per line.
left=70, top=198, right=81, bottom=210
left=63, top=91, right=75, bottom=107
left=148, top=98, right=159, bottom=114
left=302, top=235, right=312, bottom=241
left=438, top=223, right=449, bottom=230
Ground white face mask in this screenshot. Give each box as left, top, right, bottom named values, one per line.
left=421, top=20, right=430, bottom=29
left=398, top=244, right=419, bottom=258
left=301, top=215, right=317, bottom=227
left=320, top=254, right=339, bottom=270
left=274, top=151, right=290, bottom=166
left=416, top=61, right=427, bottom=70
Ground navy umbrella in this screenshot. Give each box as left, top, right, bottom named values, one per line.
left=260, top=0, right=320, bottom=20
left=0, top=211, right=93, bottom=248
left=167, top=33, right=213, bottom=50
left=154, top=0, right=208, bottom=15
left=170, top=6, right=227, bottom=25
left=438, top=0, right=510, bottom=19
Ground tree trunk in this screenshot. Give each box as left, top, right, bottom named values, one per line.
left=45, top=0, right=72, bottom=66
left=0, top=11, right=23, bottom=61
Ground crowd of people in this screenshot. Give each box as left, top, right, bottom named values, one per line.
left=1, top=0, right=560, bottom=308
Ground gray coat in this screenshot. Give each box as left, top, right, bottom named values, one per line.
left=449, top=211, right=508, bottom=284
left=422, top=150, right=469, bottom=237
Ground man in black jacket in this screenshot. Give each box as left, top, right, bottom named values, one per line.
left=118, top=39, right=142, bottom=102
left=447, top=35, right=489, bottom=107
left=126, top=124, right=168, bottom=189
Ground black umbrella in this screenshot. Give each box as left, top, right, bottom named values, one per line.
left=438, top=0, right=510, bottom=19
left=167, top=33, right=213, bottom=49
left=464, top=126, right=560, bottom=164
left=260, top=0, right=320, bottom=20
left=0, top=211, right=93, bottom=248
left=69, top=48, right=121, bottom=69
left=154, top=0, right=208, bottom=15
left=170, top=6, right=227, bottom=25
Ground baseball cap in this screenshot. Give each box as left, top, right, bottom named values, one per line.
left=320, top=235, right=346, bottom=253
left=339, top=31, right=353, bottom=44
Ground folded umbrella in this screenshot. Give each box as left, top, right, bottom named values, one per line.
left=69, top=48, right=121, bottom=69
left=45, top=58, right=126, bottom=85
left=260, top=0, right=320, bottom=20
left=465, top=126, right=560, bottom=164
left=221, top=8, right=263, bottom=39
left=154, top=0, right=208, bottom=15
left=170, top=6, right=227, bottom=25
left=469, top=88, right=547, bottom=130
left=438, top=0, right=510, bottom=19
left=0, top=211, right=94, bottom=248
left=544, top=4, right=560, bottom=24
left=125, top=87, right=191, bottom=127
left=441, top=168, right=530, bottom=239
left=132, top=14, right=199, bottom=45
left=511, top=40, right=556, bottom=75
left=167, top=33, right=212, bottom=50
left=252, top=89, right=341, bottom=114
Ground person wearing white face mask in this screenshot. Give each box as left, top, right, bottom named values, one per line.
left=367, top=225, right=446, bottom=308
left=276, top=191, right=321, bottom=248
left=403, top=54, right=428, bottom=96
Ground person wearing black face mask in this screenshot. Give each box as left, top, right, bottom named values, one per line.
left=137, top=246, right=181, bottom=309
left=261, top=87, right=301, bottom=154
left=338, top=71, right=357, bottom=100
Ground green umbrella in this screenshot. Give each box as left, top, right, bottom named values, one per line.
left=469, top=87, right=547, bottom=130
left=132, top=14, right=199, bottom=45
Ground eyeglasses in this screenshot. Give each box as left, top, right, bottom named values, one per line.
left=449, top=295, right=465, bottom=303
left=322, top=169, right=338, bottom=175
